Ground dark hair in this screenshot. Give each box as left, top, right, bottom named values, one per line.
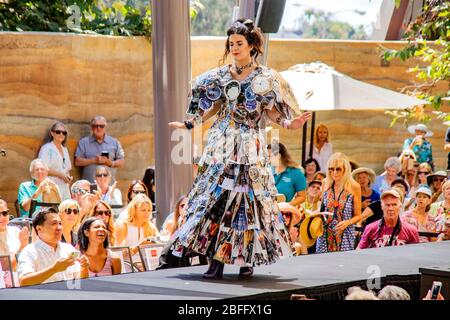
left=32, top=207, right=58, bottom=235
left=77, top=217, right=109, bottom=253
left=305, top=158, right=321, bottom=172
left=142, top=167, right=155, bottom=204
left=391, top=178, right=410, bottom=193
left=268, top=142, right=297, bottom=168
left=126, top=180, right=149, bottom=202
left=222, top=18, right=264, bottom=64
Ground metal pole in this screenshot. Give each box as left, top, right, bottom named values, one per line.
left=301, top=121, right=307, bottom=168
left=151, top=0, right=192, bottom=229
left=309, top=111, right=316, bottom=160
left=238, top=0, right=256, bottom=19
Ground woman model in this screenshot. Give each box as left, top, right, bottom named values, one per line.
left=168, top=18, right=311, bottom=278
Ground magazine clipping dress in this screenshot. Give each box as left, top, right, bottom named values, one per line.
left=171, top=65, right=301, bottom=267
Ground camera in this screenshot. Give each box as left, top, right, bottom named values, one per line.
left=90, top=183, right=98, bottom=193
left=101, top=151, right=109, bottom=158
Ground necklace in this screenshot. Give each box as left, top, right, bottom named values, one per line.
left=234, top=61, right=253, bottom=75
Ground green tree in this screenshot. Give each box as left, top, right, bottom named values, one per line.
left=190, top=0, right=235, bottom=36
left=382, top=0, right=450, bottom=126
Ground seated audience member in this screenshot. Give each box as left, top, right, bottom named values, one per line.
left=278, top=202, right=306, bottom=255
left=398, top=149, right=417, bottom=178
left=352, top=167, right=380, bottom=211
left=117, top=180, right=149, bottom=222
left=86, top=200, right=116, bottom=246
left=161, top=195, right=187, bottom=238
left=313, top=171, right=326, bottom=182
left=357, top=189, right=419, bottom=249
left=58, top=199, right=80, bottom=247
left=300, top=180, right=322, bottom=213
left=373, top=157, right=401, bottom=194
left=77, top=217, right=121, bottom=277
left=427, top=170, right=447, bottom=203
left=17, top=207, right=88, bottom=286
left=345, top=286, right=378, bottom=300
left=391, top=177, right=411, bottom=207
left=0, top=199, right=29, bottom=269
left=142, top=167, right=156, bottom=205
left=436, top=217, right=450, bottom=242
left=94, top=166, right=123, bottom=215
left=402, top=187, right=437, bottom=243
left=70, top=179, right=100, bottom=222
left=429, top=179, right=450, bottom=219
left=18, top=158, right=61, bottom=218
left=377, top=285, right=411, bottom=300
left=304, top=158, right=321, bottom=185
left=115, top=194, right=159, bottom=256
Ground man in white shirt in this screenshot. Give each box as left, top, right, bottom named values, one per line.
left=18, top=207, right=88, bottom=286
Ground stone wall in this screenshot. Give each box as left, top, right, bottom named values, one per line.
left=0, top=33, right=447, bottom=215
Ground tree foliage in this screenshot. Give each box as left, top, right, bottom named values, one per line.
left=190, top=0, right=235, bottom=36
left=382, top=0, right=450, bottom=126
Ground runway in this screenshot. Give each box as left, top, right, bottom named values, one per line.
left=1, top=241, right=449, bottom=300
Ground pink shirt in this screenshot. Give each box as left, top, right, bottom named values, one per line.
left=88, top=250, right=114, bottom=277
left=358, top=219, right=420, bottom=249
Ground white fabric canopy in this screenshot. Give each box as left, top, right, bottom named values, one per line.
left=280, top=62, right=429, bottom=111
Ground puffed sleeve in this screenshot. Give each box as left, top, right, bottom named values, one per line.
left=263, top=69, right=300, bottom=120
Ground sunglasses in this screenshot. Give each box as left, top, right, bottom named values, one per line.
left=434, top=178, right=445, bottom=182
left=95, top=210, right=111, bottom=217
left=281, top=211, right=293, bottom=216
left=96, top=173, right=109, bottom=178
left=0, top=210, right=9, bottom=217
left=418, top=171, right=430, bottom=175
left=180, top=203, right=186, bottom=209
left=73, top=188, right=89, bottom=195
left=132, top=190, right=146, bottom=194
left=65, top=208, right=79, bottom=215
left=328, top=167, right=343, bottom=172
left=92, top=124, right=106, bottom=129
left=52, top=130, right=67, bottom=136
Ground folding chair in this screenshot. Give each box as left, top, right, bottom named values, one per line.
left=29, top=200, right=60, bottom=219
left=109, top=246, right=136, bottom=273
left=0, top=255, right=15, bottom=288
left=138, top=244, right=165, bottom=271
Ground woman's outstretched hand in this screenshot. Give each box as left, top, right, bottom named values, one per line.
left=289, top=112, right=312, bottom=130
left=168, top=121, right=186, bottom=129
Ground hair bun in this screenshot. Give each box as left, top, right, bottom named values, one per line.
left=243, top=19, right=255, bottom=30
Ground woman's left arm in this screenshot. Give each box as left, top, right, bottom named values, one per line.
left=289, top=191, right=306, bottom=207
left=335, top=184, right=362, bottom=233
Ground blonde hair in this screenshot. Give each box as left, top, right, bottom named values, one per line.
left=323, top=152, right=353, bottom=191
left=314, top=123, right=330, bottom=144
left=442, top=180, right=450, bottom=193
left=87, top=200, right=116, bottom=245
left=125, top=194, right=158, bottom=238
left=58, top=199, right=81, bottom=231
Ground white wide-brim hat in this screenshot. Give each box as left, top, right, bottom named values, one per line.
left=407, top=123, right=433, bottom=137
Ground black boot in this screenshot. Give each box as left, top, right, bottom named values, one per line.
left=203, top=259, right=224, bottom=279
left=239, top=266, right=254, bottom=278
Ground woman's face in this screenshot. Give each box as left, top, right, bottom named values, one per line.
left=60, top=205, right=79, bottom=227
left=86, top=220, right=108, bottom=245
left=328, top=163, right=344, bottom=182
left=130, top=183, right=146, bottom=200
left=0, top=203, right=9, bottom=229
left=136, top=202, right=152, bottom=222
left=356, top=173, right=370, bottom=188
left=305, top=162, right=317, bottom=175
left=443, top=185, right=450, bottom=200
left=415, top=193, right=431, bottom=209
left=94, top=203, right=111, bottom=225
left=228, top=34, right=253, bottom=63
left=317, top=128, right=328, bottom=143
left=281, top=211, right=292, bottom=227
left=386, top=167, right=398, bottom=178
left=307, top=183, right=322, bottom=198
left=50, top=124, right=67, bottom=144
left=179, top=198, right=188, bottom=218
left=269, top=150, right=281, bottom=167
left=95, top=169, right=111, bottom=189
left=417, top=168, right=430, bottom=183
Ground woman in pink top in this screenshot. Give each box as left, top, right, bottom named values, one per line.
left=78, top=217, right=121, bottom=278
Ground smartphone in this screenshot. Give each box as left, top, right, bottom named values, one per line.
left=101, top=151, right=109, bottom=158
left=430, top=281, right=442, bottom=300
left=90, top=183, right=97, bottom=193
left=407, top=158, right=414, bottom=170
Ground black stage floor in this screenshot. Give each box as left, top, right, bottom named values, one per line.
left=2, top=241, right=450, bottom=300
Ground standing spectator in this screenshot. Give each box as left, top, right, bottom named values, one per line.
left=77, top=217, right=121, bottom=277
left=86, top=200, right=116, bottom=246
left=0, top=199, right=29, bottom=269
left=94, top=166, right=123, bottom=214
left=38, top=121, right=73, bottom=200
left=427, top=171, right=447, bottom=203
left=430, top=180, right=450, bottom=219
left=352, top=167, right=380, bottom=211
left=117, top=180, right=149, bottom=222
left=268, top=142, right=306, bottom=207
left=316, top=153, right=360, bottom=253
left=402, top=187, right=436, bottom=242
left=70, top=179, right=99, bottom=222
left=74, top=115, right=125, bottom=183
left=58, top=199, right=81, bottom=247
left=445, top=127, right=450, bottom=170
left=357, top=189, right=420, bottom=249
left=373, top=157, right=401, bottom=194
left=18, top=159, right=61, bottom=218
left=304, top=158, right=321, bottom=185
left=306, top=123, right=333, bottom=172
left=17, top=207, right=88, bottom=286
left=403, top=123, right=433, bottom=169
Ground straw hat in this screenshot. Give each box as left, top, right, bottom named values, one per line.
left=407, top=123, right=433, bottom=137
left=352, top=167, right=376, bottom=185
left=426, top=170, right=447, bottom=186
left=299, top=212, right=324, bottom=248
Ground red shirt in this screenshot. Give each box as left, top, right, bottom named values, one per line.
left=358, top=219, right=420, bottom=249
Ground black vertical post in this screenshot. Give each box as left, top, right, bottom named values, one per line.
left=301, top=121, right=307, bottom=168
left=309, top=111, right=316, bottom=160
